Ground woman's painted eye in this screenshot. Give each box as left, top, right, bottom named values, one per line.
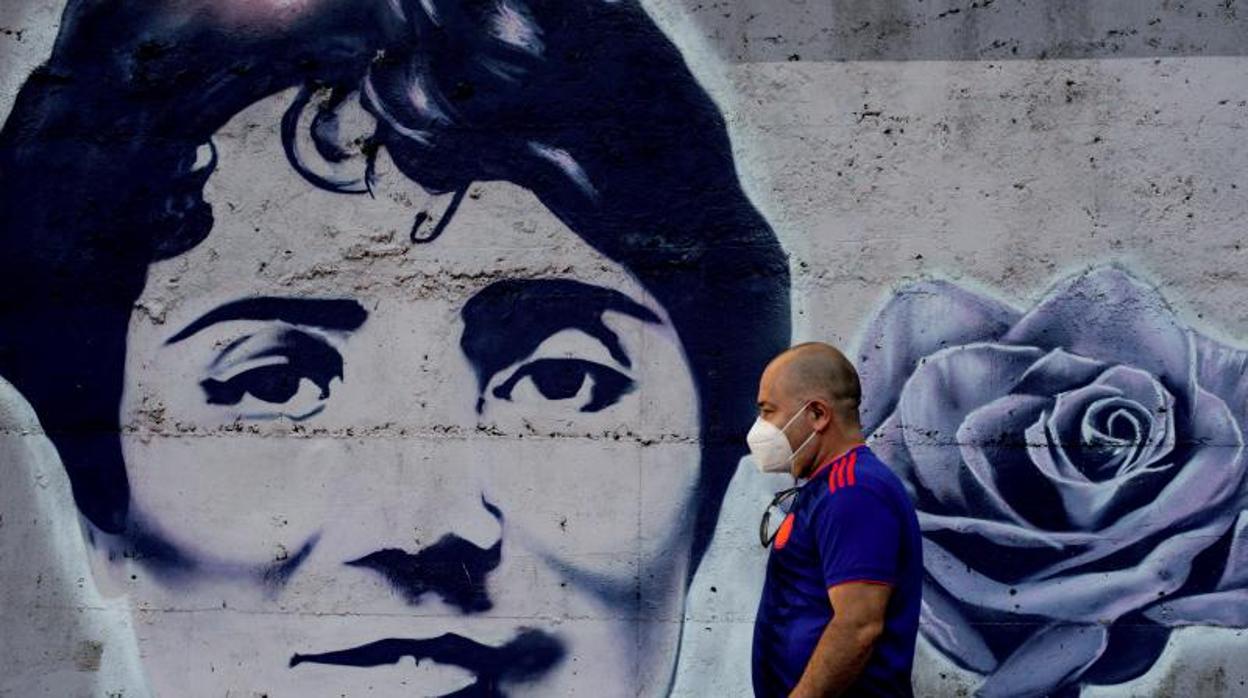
left=200, top=330, right=343, bottom=419
left=492, top=358, right=635, bottom=413
left=203, top=364, right=318, bottom=405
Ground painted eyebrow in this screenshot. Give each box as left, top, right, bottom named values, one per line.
left=459, top=278, right=662, bottom=394
left=166, top=297, right=369, bottom=344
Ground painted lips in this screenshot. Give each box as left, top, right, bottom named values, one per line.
left=290, top=628, right=565, bottom=697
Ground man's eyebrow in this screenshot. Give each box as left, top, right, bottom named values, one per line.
left=459, top=278, right=661, bottom=393
left=166, top=297, right=369, bottom=344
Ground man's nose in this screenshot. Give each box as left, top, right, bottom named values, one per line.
left=346, top=496, right=504, bottom=613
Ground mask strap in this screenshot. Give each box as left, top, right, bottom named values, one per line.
left=785, top=402, right=818, bottom=475
left=779, top=400, right=813, bottom=433
left=790, top=428, right=817, bottom=467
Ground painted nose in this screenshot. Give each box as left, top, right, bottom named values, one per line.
left=345, top=496, right=504, bottom=613
left=325, top=437, right=504, bottom=546
left=317, top=440, right=506, bottom=605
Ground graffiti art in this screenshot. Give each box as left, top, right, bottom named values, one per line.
left=858, top=266, right=1248, bottom=697
left=0, top=0, right=789, bottom=695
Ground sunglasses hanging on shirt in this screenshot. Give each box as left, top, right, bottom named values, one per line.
left=759, top=486, right=800, bottom=548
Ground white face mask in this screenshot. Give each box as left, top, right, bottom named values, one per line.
left=747, top=401, right=817, bottom=474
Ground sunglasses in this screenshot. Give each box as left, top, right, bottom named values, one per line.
left=759, top=486, right=800, bottom=548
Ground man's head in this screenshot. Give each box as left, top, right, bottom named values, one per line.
left=754, top=342, right=863, bottom=478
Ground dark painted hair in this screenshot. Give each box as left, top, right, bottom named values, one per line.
left=0, top=0, right=789, bottom=574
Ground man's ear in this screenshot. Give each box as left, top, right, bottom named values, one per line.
left=810, top=399, right=836, bottom=434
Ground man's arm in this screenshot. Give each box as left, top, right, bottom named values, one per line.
left=790, top=582, right=892, bottom=698
left=797, top=477, right=903, bottom=698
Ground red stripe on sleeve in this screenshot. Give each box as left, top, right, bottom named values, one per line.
left=828, top=461, right=842, bottom=494
left=829, top=578, right=894, bottom=590
left=846, top=451, right=857, bottom=486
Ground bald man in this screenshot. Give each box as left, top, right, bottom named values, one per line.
left=748, top=343, right=921, bottom=697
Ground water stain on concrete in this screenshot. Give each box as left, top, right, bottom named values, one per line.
left=73, top=640, right=103, bottom=672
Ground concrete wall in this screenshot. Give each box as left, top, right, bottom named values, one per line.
left=2, top=1, right=1247, bottom=696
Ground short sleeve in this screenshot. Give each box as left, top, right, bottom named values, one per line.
left=812, top=486, right=901, bottom=589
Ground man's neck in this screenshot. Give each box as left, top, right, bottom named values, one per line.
left=796, top=433, right=866, bottom=480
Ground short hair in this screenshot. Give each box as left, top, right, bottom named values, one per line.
left=778, top=342, right=862, bottom=426
left=0, top=0, right=790, bottom=575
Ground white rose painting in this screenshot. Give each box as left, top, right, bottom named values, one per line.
left=858, top=266, right=1248, bottom=697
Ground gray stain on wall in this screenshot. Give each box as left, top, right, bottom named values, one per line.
left=73, top=640, right=104, bottom=672
left=679, top=0, right=1248, bottom=62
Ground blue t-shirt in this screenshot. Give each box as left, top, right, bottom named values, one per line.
left=752, top=445, right=922, bottom=697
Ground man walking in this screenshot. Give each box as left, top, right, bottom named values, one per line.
left=749, top=343, right=922, bottom=697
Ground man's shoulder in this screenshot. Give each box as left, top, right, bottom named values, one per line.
left=810, top=446, right=890, bottom=491
left=855, top=447, right=908, bottom=489
left=812, top=447, right=911, bottom=513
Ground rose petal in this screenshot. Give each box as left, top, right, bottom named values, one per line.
left=956, top=394, right=1067, bottom=529
left=1092, top=365, right=1177, bottom=471
left=925, top=512, right=1231, bottom=622
left=923, top=513, right=1094, bottom=585
left=1027, top=417, right=1177, bottom=531
left=898, top=343, right=1045, bottom=514
left=1043, top=365, right=1174, bottom=483
left=867, top=412, right=924, bottom=505
left=919, top=580, right=1000, bottom=674
left=1002, top=266, right=1194, bottom=407
left=1035, top=385, right=1245, bottom=577
left=1217, top=510, right=1248, bottom=591
left=1012, top=348, right=1107, bottom=398
left=1043, top=364, right=1176, bottom=482
left=1048, top=383, right=1124, bottom=482
left=920, top=511, right=1102, bottom=582
left=857, top=280, right=1020, bottom=434
left=1142, top=589, right=1248, bottom=627
left=1078, top=620, right=1174, bottom=687
left=919, top=512, right=1099, bottom=550
left=1095, top=365, right=1172, bottom=415
left=1079, top=398, right=1151, bottom=477
left=1195, top=331, right=1248, bottom=446
left=976, top=622, right=1108, bottom=698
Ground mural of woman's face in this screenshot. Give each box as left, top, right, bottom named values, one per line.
left=96, top=88, right=702, bottom=696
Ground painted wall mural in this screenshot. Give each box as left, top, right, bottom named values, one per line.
left=0, top=0, right=787, bottom=695
left=4, top=1, right=1248, bottom=697
left=857, top=266, right=1248, bottom=697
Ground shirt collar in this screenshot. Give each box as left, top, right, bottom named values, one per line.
left=805, top=443, right=867, bottom=483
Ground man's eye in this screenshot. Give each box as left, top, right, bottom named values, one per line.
left=492, top=358, right=635, bottom=413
